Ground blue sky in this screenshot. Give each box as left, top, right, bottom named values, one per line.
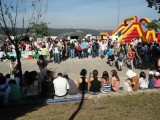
left=44, top=0, right=158, bottom=30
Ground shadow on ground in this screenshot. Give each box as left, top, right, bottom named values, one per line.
left=0, top=103, right=47, bottom=119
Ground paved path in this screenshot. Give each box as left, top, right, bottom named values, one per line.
left=0, top=56, right=156, bottom=84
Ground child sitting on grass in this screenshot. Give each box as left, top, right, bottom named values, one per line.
left=139, top=71, right=148, bottom=90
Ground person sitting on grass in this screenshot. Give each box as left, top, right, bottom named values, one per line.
left=126, top=70, right=140, bottom=91
left=154, top=72, right=160, bottom=89
left=8, top=79, right=22, bottom=102
left=63, top=74, right=78, bottom=95
left=122, top=78, right=132, bottom=92
left=77, top=69, right=89, bottom=94
left=148, top=71, right=155, bottom=89
left=0, top=73, right=11, bottom=106
left=53, top=73, right=70, bottom=97
left=25, top=71, right=40, bottom=98
left=41, top=70, right=55, bottom=99
left=139, top=71, right=148, bottom=90
left=100, top=71, right=111, bottom=94
left=110, top=70, right=120, bottom=92
left=88, top=70, right=102, bottom=95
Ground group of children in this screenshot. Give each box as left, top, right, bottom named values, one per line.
left=122, top=70, right=160, bottom=92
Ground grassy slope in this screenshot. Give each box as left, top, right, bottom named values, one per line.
left=1, top=91, right=160, bottom=120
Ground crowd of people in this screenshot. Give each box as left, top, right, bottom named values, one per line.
left=0, top=59, right=160, bottom=106
left=0, top=37, right=160, bottom=106
left=0, top=37, right=160, bottom=71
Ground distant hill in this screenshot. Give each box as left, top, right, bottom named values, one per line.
left=0, top=27, right=112, bottom=36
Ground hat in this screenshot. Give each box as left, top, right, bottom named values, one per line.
left=148, top=71, right=154, bottom=75
left=155, top=72, right=159, bottom=76
left=126, top=70, right=137, bottom=78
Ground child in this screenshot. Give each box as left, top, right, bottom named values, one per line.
left=148, top=71, right=155, bottom=89
left=122, top=78, right=132, bottom=92
left=139, top=71, right=148, bottom=90
left=100, top=71, right=111, bottom=94
left=154, top=72, right=160, bottom=88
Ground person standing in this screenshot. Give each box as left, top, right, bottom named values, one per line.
left=0, top=49, right=6, bottom=62
left=41, top=45, right=48, bottom=61
left=128, top=48, right=135, bottom=70
left=70, top=41, right=75, bottom=58
left=37, top=55, right=48, bottom=79
left=9, top=56, right=18, bottom=75
left=54, top=44, right=60, bottom=64
left=76, top=43, right=83, bottom=59
left=81, top=40, right=88, bottom=58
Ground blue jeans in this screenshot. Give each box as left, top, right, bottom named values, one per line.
left=54, top=53, right=60, bottom=63
left=77, top=51, right=82, bottom=59
left=92, top=51, right=96, bottom=58
left=70, top=49, right=75, bottom=58
left=83, top=48, right=88, bottom=58
left=100, top=50, right=105, bottom=59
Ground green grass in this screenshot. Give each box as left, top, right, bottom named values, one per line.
left=1, top=91, right=160, bottom=120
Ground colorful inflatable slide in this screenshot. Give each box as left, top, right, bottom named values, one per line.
left=112, top=16, right=156, bottom=44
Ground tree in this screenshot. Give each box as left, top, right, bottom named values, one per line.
left=31, top=22, right=49, bottom=38
left=0, top=0, right=48, bottom=87
left=142, top=19, right=160, bottom=32
left=146, top=0, right=160, bottom=21
left=146, top=19, right=160, bottom=32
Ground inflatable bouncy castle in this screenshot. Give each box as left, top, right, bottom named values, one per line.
left=112, top=16, right=156, bottom=44
left=99, top=32, right=110, bottom=40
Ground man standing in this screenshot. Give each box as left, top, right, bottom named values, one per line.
left=81, top=40, right=88, bottom=58
left=70, top=41, right=75, bottom=58
left=53, top=73, right=70, bottom=97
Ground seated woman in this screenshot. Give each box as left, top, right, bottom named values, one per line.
left=77, top=69, right=89, bottom=94
left=100, top=71, right=111, bottom=94
left=88, top=70, right=102, bottom=95
left=126, top=70, right=140, bottom=91
left=41, top=70, right=54, bottom=99
left=110, top=70, right=120, bottom=92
